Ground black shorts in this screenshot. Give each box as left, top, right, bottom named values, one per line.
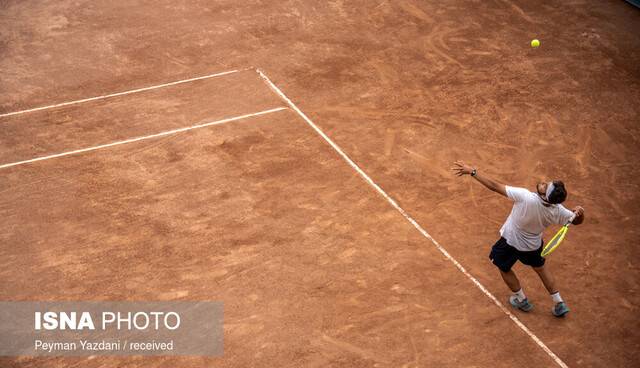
left=489, top=237, right=545, bottom=272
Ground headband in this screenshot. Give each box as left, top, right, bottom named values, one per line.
left=545, top=182, right=555, bottom=203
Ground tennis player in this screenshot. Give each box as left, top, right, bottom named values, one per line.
left=452, top=161, right=584, bottom=317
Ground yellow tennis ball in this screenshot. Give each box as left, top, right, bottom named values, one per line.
left=531, top=39, right=540, bottom=48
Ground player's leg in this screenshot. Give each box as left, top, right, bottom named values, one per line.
left=520, top=242, right=570, bottom=317
left=533, top=265, right=570, bottom=317
left=532, top=264, right=556, bottom=294
left=499, top=269, right=521, bottom=292
left=489, top=238, right=533, bottom=311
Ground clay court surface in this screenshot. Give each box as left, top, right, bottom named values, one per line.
left=1, top=1, right=639, bottom=367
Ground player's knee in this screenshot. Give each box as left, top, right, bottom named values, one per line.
left=533, top=265, right=545, bottom=273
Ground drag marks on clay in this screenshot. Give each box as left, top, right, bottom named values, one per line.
left=573, top=124, right=593, bottom=178
left=421, top=23, right=465, bottom=69
left=401, top=147, right=452, bottom=181
left=397, top=1, right=434, bottom=24
left=383, top=128, right=396, bottom=157
left=497, top=0, right=537, bottom=24
left=318, top=334, right=391, bottom=365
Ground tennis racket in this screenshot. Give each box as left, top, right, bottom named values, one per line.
left=541, top=218, right=574, bottom=257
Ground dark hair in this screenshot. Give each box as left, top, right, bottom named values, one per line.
left=548, top=180, right=567, bottom=204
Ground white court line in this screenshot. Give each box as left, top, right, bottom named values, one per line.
left=0, top=69, right=242, bottom=118
left=256, top=69, right=569, bottom=368
left=0, top=107, right=287, bottom=170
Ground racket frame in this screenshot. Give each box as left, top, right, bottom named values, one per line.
left=541, top=221, right=572, bottom=257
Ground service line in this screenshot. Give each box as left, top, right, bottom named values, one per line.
left=0, top=107, right=287, bottom=170
left=256, top=68, right=569, bottom=368
left=0, top=69, right=243, bottom=118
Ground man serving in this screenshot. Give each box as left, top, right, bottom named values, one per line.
left=452, top=161, right=585, bottom=317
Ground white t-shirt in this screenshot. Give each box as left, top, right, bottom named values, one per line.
left=500, top=186, right=575, bottom=251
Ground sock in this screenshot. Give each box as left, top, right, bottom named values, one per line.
left=551, top=292, right=564, bottom=304
left=514, top=288, right=526, bottom=302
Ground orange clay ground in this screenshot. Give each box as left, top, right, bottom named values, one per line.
left=1, top=1, right=639, bottom=367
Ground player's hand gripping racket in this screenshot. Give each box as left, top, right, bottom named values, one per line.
left=541, top=216, right=575, bottom=257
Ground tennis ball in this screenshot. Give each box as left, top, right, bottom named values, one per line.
left=531, top=39, right=540, bottom=48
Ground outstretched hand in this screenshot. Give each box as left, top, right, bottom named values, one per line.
left=451, top=161, right=475, bottom=177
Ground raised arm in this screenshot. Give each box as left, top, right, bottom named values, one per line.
left=451, top=161, right=507, bottom=197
